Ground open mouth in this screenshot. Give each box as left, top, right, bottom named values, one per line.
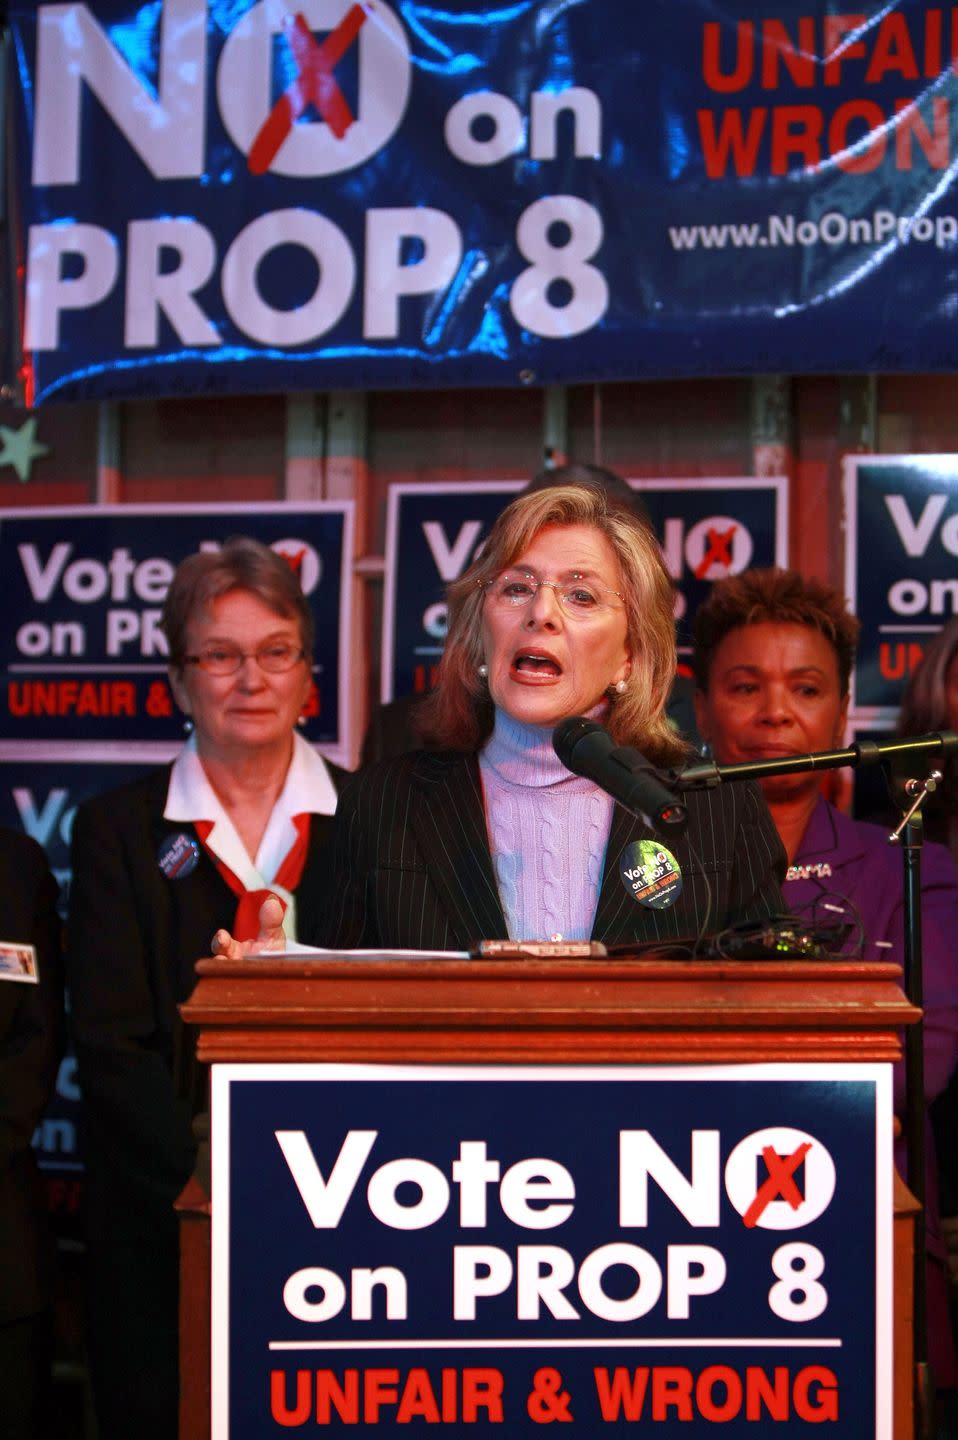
left=511, top=651, right=562, bottom=679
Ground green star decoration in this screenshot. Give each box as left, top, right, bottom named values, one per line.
left=0, top=416, right=50, bottom=483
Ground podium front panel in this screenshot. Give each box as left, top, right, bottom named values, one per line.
left=210, top=1062, right=892, bottom=1439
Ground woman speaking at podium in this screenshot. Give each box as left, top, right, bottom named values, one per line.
left=66, top=538, right=347, bottom=1440
left=320, top=477, right=786, bottom=952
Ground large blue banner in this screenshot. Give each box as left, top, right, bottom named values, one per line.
left=0, top=503, right=354, bottom=758
left=212, top=1062, right=892, bottom=1439
left=7, top=1, right=958, bottom=403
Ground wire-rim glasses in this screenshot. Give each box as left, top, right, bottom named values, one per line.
left=183, top=643, right=306, bottom=676
left=479, top=568, right=625, bottom=618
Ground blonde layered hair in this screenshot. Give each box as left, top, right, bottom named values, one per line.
left=418, top=481, right=687, bottom=765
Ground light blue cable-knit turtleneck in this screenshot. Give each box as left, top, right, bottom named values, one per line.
left=479, top=709, right=615, bottom=941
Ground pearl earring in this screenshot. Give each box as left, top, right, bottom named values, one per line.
left=478, top=663, right=489, bottom=679
left=183, top=718, right=194, bottom=734
left=614, top=679, right=627, bottom=694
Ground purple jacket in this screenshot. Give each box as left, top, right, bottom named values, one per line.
left=784, top=795, right=958, bottom=1116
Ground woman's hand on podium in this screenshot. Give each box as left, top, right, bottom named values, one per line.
left=210, top=894, right=288, bottom=959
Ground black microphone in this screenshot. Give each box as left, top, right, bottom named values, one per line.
left=553, top=716, right=689, bottom=835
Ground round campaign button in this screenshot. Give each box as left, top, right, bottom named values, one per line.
left=618, top=839, right=683, bottom=909
left=158, top=832, right=201, bottom=881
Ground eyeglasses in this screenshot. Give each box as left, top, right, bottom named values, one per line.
left=183, top=643, right=306, bottom=676
left=479, top=569, right=625, bottom=618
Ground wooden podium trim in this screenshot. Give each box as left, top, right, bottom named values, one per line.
left=182, top=955, right=916, bottom=1066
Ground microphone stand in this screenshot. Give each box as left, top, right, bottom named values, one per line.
left=669, top=729, right=958, bottom=1440
left=891, top=765, right=948, bottom=1439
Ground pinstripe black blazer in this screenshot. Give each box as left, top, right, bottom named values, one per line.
left=323, top=750, right=787, bottom=951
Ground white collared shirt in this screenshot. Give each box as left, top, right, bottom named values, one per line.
left=164, top=732, right=337, bottom=941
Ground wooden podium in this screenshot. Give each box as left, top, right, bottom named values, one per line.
left=178, top=953, right=920, bottom=1439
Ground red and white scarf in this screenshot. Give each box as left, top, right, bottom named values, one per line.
left=164, top=732, right=338, bottom=942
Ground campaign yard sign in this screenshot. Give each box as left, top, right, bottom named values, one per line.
left=381, top=483, right=524, bottom=703
left=844, top=455, right=958, bottom=717
left=633, top=479, right=788, bottom=657
left=0, top=503, right=354, bottom=762
left=382, top=480, right=787, bottom=702
left=0, top=751, right=166, bottom=907
left=211, top=1062, right=891, bottom=1439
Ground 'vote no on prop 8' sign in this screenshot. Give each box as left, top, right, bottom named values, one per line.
left=212, top=1062, right=892, bottom=1439
left=0, top=502, right=354, bottom=760
left=843, top=455, right=958, bottom=716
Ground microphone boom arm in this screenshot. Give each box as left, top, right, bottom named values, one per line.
left=669, top=730, right=958, bottom=791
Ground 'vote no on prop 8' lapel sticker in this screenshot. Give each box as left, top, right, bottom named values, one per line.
left=618, top=839, right=683, bottom=909
left=157, top=832, right=201, bottom=882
